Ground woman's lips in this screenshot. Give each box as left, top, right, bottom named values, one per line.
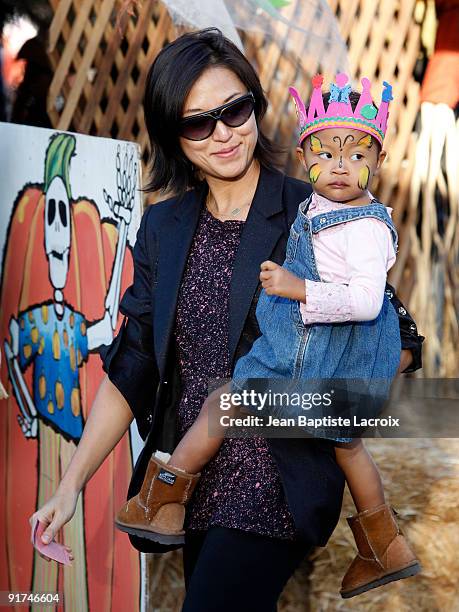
left=213, top=144, right=240, bottom=158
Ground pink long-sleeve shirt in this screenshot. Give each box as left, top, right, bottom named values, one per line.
left=299, top=192, right=396, bottom=325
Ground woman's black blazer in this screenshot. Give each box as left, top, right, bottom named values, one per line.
left=101, top=165, right=423, bottom=553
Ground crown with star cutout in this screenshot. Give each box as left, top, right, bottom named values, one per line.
left=289, top=73, right=393, bottom=147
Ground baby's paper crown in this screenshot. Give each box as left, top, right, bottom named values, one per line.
left=289, top=73, right=393, bottom=147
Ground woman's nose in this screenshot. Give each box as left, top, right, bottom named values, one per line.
left=212, top=119, right=233, bottom=142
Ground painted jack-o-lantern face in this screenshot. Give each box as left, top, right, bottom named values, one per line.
left=44, top=176, right=71, bottom=290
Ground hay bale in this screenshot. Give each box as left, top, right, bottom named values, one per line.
left=305, top=439, right=459, bottom=611
left=148, top=439, right=459, bottom=611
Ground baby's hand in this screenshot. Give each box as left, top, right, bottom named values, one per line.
left=260, top=261, right=306, bottom=302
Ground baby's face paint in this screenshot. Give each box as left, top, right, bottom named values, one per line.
left=302, top=128, right=383, bottom=205
left=310, top=134, right=322, bottom=153
left=308, top=163, right=321, bottom=183
left=358, top=165, right=370, bottom=190
left=332, top=134, right=355, bottom=150
left=357, top=134, right=373, bottom=149
left=354, top=135, right=373, bottom=189
left=332, top=134, right=354, bottom=170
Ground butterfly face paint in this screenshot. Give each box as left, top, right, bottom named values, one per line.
left=306, top=136, right=324, bottom=183
left=302, top=127, right=382, bottom=205
left=309, top=163, right=321, bottom=183
left=355, top=134, right=373, bottom=188
left=333, top=134, right=355, bottom=150
left=309, top=134, right=322, bottom=153
left=333, top=134, right=355, bottom=169
left=357, top=134, right=373, bottom=149
left=358, top=165, right=370, bottom=189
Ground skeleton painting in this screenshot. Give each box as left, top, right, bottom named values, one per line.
left=0, top=124, right=142, bottom=611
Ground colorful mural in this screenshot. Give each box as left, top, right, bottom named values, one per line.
left=0, top=123, right=143, bottom=611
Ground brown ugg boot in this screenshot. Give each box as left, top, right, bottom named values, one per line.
left=340, top=503, right=421, bottom=598
left=115, top=455, right=200, bottom=545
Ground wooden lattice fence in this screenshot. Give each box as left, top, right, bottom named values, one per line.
left=46, top=1, right=422, bottom=191
left=47, top=0, right=176, bottom=153
left=46, top=0, right=425, bottom=303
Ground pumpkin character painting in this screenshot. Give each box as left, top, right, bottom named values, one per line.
left=0, top=126, right=142, bottom=611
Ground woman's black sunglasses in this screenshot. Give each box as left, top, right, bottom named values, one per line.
left=179, top=92, right=256, bottom=141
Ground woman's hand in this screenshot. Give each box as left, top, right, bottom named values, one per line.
left=260, top=261, right=306, bottom=302
left=29, top=485, right=79, bottom=562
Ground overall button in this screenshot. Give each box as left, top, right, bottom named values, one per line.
left=303, top=222, right=309, bottom=230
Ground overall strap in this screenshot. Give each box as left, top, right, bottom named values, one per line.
left=310, top=201, right=398, bottom=252
left=298, top=194, right=314, bottom=216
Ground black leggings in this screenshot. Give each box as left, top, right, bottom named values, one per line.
left=182, top=527, right=311, bottom=612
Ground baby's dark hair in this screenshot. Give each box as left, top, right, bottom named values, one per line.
left=323, top=90, right=378, bottom=114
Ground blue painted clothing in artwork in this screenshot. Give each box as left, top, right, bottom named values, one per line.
left=18, top=303, right=88, bottom=441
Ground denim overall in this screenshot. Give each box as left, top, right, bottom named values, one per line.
left=233, top=197, right=401, bottom=442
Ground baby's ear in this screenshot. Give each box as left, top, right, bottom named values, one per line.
left=375, top=149, right=387, bottom=172
left=296, top=146, right=306, bottom=167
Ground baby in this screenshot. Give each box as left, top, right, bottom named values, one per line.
left=115, top=74, right=421, bottom=599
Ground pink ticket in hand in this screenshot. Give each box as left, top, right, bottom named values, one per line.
left=31, top=518, right=73, bottom=565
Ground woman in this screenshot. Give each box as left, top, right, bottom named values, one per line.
left=31, top=29, right=423, bottom=611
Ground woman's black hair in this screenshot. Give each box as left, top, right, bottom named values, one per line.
left=143, top=28, right=283, bottom=196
